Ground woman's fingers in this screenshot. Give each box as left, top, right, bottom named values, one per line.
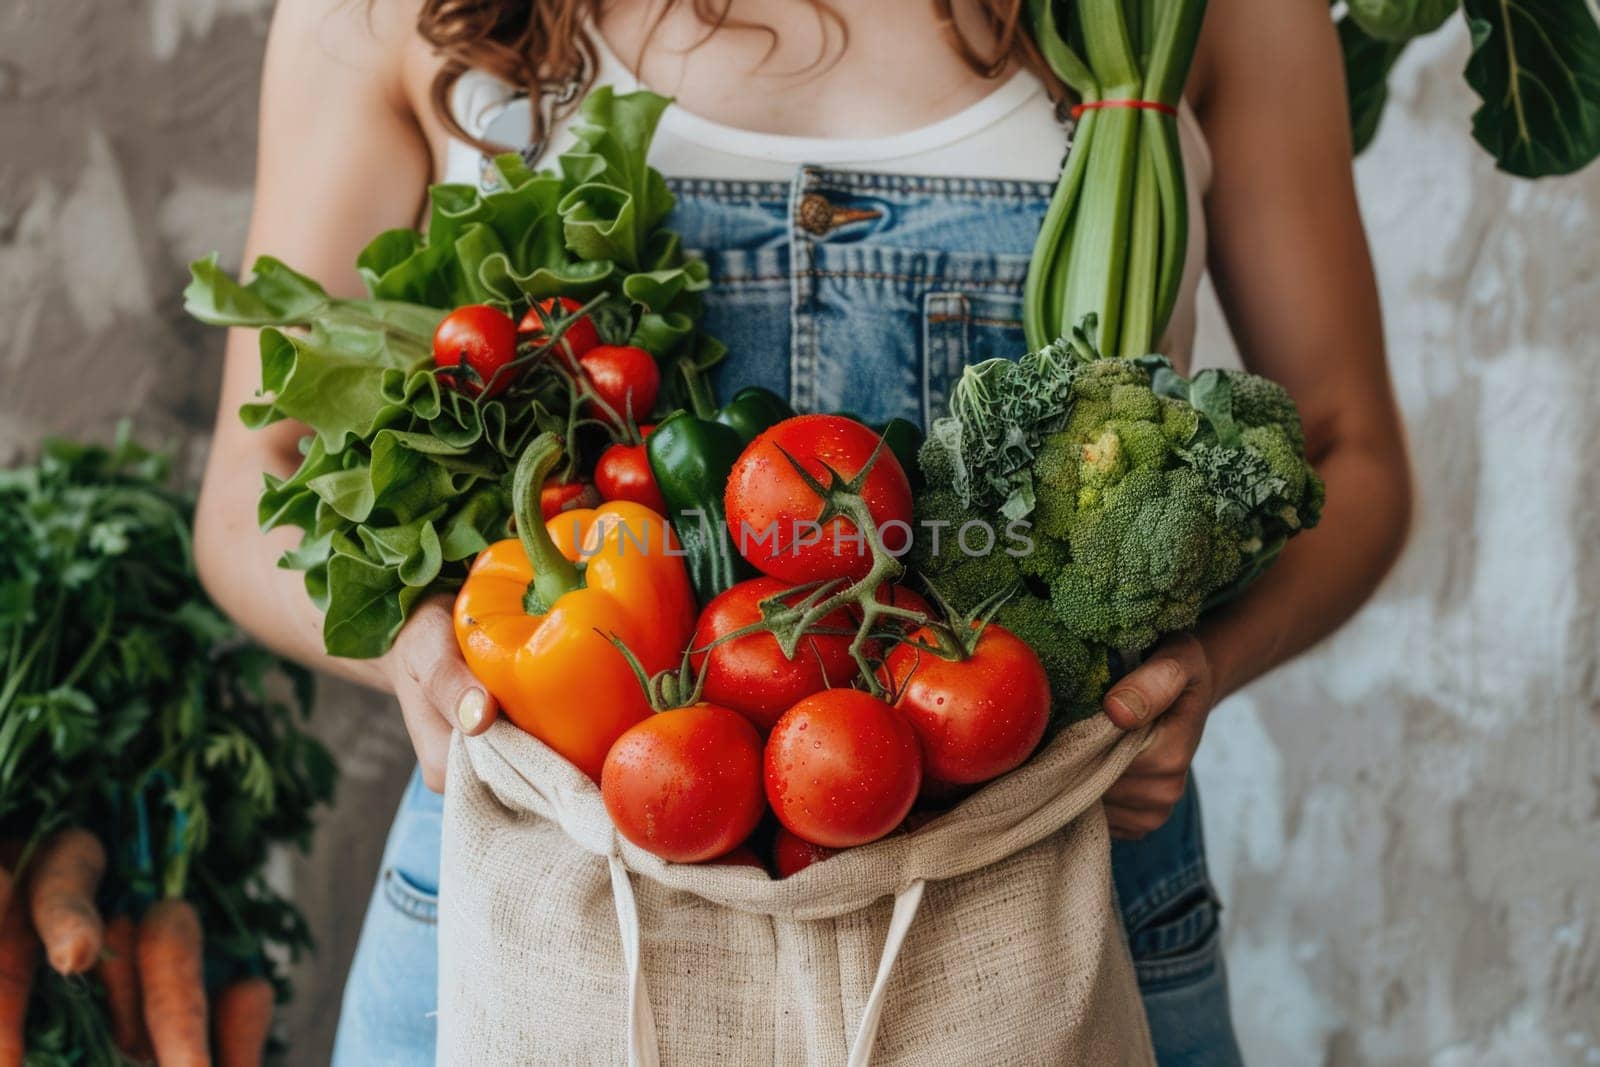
left=1104, top=771, right=1189, bottom=813
left=1106, top=805, right=1172, bottom=841
left=395, top=686, right=454, bottom=794
left=388, top=597, right=499, bottom=791
left=1103, top=633, right=1210, bottom=730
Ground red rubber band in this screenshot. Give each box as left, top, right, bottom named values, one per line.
left=1069, top=99, right=1178, bottom=119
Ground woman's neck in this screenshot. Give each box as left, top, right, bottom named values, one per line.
left=597, top=0, right=1016, bottom=139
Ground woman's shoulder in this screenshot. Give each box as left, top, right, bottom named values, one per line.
left=264, top=0, right=435, bottom=117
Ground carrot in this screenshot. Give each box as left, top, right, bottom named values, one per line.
left=27, top=827, right=106, bottom=975
left=98, top=913, right=150, bottom=1057
left=137, top=899, right=211, bottom=1067
left=0, top=891, right=41, bottom=1067
left=211, top=976, right=275, bottom=1067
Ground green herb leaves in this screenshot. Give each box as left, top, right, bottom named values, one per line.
left=188, top=90, right=713, bottom=658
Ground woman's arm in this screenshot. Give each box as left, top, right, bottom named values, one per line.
left=1101, top=0, right=1413, bottom=837
left=194, top=0, right=496, bottom=790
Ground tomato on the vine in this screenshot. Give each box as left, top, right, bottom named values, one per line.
left=581, top=344, right=660, bottom=422
left=433, top=304, right=519, bottom=397
left=595, top=426, right=666, bottom=515
left=689, top=577, right=859, bottom=732
left=725, top=414, right=914, bottom=585
left=880, top=623, right=1050, bottom=789
left=601, top=703, right=766, bottom=864
left=519, top=296, right=600, bottom=364
left=849, top=583, right=934, bottom=638
left=764, top=689, right=922, bottom=848
left=772, top=827, right=837, bottom=878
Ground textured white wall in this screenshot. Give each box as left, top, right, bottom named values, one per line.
left=1, top=3, right=1595, bottom=1063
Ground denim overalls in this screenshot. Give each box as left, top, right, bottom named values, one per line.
left=334, top=170, right=1243, bottom=1066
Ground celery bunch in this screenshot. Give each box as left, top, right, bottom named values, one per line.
left=1023, top=0, right=1209, bottom=357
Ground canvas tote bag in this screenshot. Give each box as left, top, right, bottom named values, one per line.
left=437, top=713, right=1156, bottom=1065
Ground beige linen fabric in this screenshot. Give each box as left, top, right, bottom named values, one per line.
left=438, top=714, right=1156, bottom=1065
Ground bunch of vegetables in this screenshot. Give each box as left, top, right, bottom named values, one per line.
left=0, top=431, right=335, bottom=1064
left=453, top=414, right=1056, bottom=870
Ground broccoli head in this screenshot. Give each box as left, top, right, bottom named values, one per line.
left=912, top=328, right=1323, bottom=723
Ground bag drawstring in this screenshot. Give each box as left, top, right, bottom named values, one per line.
left=608, top=856, right=660, bottom=1067
left=607, top=860, right=926, bottom=1067
left=846, top=879, right=926, bottom=1067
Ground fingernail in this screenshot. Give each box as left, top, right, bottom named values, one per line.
left=457, top=688, right=487, bottom=732
left=1112, top=690, right=1148, bottom=722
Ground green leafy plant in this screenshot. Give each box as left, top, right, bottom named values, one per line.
left=0, top=430, right=336, bottom=1062
left=1339, top=0, right=1600, bottom=176
left=187, top=88, right=718, bottom=658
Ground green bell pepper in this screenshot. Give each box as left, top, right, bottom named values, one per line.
left=717, top=387, right=795, bottom=443
left=646, top=386, right=794, bottom=604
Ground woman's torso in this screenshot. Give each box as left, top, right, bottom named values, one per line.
left=440, top=32, right=1213, bottom=401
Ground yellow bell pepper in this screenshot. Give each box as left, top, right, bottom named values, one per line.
left=454, top=432, right=696, bottom=780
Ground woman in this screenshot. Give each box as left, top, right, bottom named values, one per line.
left=194, top=0, right=1411, bottom=1062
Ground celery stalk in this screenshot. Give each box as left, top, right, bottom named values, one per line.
left=1024, top=110, right=1097, bottom=349
left=1058, top=0, right=1142, bottom=355
left=1119, top=132, right=1162, bottom=358
left=1023, top=0, right=1210, bottom=358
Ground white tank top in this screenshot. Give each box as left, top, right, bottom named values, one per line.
left=442, top=31, right=1213, bottom=361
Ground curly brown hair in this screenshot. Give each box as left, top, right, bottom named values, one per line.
left=414, top=0, right=1061, bottom=153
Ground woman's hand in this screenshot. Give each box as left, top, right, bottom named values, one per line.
left=380, top=595, right=500, bottom=792
left=1101, top=633, right=1218, bottom=840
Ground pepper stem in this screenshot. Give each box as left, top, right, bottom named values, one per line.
left=676, top=357, right=718, bottom=421
left=513, top=432, right=584, bottom=614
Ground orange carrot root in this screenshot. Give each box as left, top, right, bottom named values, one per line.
left=212, top=976, right=275, bottom=1067
left=99, top=913, right=149, bottom=1056
left=0, top=892, right=41, bottom=1067
left=28, top=828, right=106, bottom=976
left=137, top=899, right=211, bottom=1067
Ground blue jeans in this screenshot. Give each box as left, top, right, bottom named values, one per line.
left=335, top=168, right=1242, bottom=1065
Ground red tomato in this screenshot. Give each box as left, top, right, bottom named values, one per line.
left=433, top=304, right=519, bottom=397
left=708, top=844, right=767, bottom=871
left=772, top=827, right=838, bottom=878
left=880, top=623, right=1050, bottom=789
left=595, top=426, right=666, bottom=515
left=581, top=344, right=660, bottom=422
left=690, top=577, right=859, bottom=732
left=518, top=296, right=600, bottom=364
left=764, top=689, right=922, bottom=848
left=602, top=704, right=766, bottom=864
left=539, top=479, right=599, bottom=520
left=725, top=415, right=914, bottom=584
